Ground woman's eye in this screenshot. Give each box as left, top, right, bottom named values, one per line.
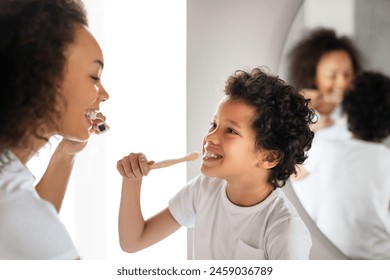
left=210, top=122, right=217, bottom=129
left=91, top=76, right=100, bottom=83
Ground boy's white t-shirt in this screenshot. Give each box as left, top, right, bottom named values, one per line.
left=0, top=152, right=79, bottom=260
left=168, top=175, right=312, bottom=260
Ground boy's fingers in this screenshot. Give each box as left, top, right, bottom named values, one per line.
left=117, top=160, right=130, bottom=178
left=129, top=153, right=143, bottom=178
left=117, top=153, right=152, bottom=179
left=138, top=153, right=149, bottom=176
left=121, top=155, right=135, bottom=178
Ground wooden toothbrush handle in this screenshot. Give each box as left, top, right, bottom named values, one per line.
left=149, top=158, right=184, bottom=170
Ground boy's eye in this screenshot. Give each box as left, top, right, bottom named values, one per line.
left=210, top=121, right=217, bottom=129
left=226, top=127, right=238, bottom=135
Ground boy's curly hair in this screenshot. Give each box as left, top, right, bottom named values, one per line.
left=342, top=71, right=390, bottom=142
left=287, top=28, right=362, bottom=90
left=0, top=0, right=87, bottom=153
left=225, top=68, right=315, bottom=188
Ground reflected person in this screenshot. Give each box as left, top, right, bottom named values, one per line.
left=288, top=27, right=362, bottom=132
left=292, top=71, right=390, bottom=259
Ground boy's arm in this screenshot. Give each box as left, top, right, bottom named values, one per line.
left=117, top=153, right=181, bottom=253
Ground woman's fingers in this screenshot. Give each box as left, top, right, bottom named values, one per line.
left=90, top=112, right=109, bottom=134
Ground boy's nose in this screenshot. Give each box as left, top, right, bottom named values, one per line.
left=205, top=129, right=219, bottom=144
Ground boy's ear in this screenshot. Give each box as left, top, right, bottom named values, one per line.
left=258, top=150, right=280, bottom=169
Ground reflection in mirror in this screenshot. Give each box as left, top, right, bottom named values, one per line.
left=278, top=0, right=390, bottom=259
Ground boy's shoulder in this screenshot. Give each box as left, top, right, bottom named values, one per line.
left=265, top=189, right=302, bottom=222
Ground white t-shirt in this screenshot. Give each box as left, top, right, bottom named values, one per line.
left=168, top=175, right=312, bottom=260
left=292, top=122, right=351, bottom=216
left=0, top=151, right=79, bottom=260
left=295, top=137, right=390, bottom=259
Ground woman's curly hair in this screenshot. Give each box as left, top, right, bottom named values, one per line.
left=0, top=0, right=87, bottom=154
left=287, top=28, right=362, bottom=90
left=342, top=71, right=390, bottom=142
left=225, top=68, right=315, bottom=188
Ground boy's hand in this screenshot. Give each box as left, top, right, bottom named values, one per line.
left=117, top=153, right=154, bottom=180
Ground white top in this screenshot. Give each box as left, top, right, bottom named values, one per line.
left=169, top=175, right=312, bottom=260
left=295, top=137, right=390, bottom=259
left=0, top=151, right=79, bottom=260
left=292, top=121, right=351, bottom=216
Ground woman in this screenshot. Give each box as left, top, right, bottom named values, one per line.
left=0, top=0, right=109, bottom=259
left=288, top=28, right=362, bottom=131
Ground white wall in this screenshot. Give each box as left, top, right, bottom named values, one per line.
left=81, top=0, right=187, bottom=260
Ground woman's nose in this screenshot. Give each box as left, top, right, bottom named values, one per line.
left=99, top=83, right=109, bottom=102
left=335, top=74, right=351, bottom=90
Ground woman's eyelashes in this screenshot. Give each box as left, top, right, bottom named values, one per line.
left=91, top=76, right=100, bottom=81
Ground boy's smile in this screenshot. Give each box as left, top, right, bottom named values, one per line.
left=201, top=96, right=261, bottom=181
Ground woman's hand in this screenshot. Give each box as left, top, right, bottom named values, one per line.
left=90, top=112, right=110, bottom=134
left=302, top=88, right=338, bottom=116
left=301, top=88, right=322, bottom=108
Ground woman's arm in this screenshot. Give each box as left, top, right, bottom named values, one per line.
left=117, top=153, right=181, bottom=253
left=35, top=139, right=87, bottom=212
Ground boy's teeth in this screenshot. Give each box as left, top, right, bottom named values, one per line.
left=203, top=152, right=223, bottom=159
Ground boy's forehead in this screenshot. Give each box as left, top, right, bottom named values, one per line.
left=215, top=96, right=255, bottom=124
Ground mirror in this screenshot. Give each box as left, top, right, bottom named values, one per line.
left=279, top=0, right=390, bottom=259
left=278, top=0, right=390, bottom=78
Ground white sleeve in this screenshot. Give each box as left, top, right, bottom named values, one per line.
left=0, top=192, right=79, bottom=260
left=265, top=217, right=312, bottom=260
left=168, top=175, right=202, bottom=228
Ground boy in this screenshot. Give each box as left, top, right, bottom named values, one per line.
left=117, top=68, right=315, bottom=259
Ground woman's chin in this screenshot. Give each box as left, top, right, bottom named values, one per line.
left=60, top=131, right=90, bottom=143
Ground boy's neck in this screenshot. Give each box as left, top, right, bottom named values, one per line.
left=225, top=177, right=274, bottom=207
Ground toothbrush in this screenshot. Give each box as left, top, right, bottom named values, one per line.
left=87, top=111, right=109, bottom=133
left=149, top=152, right=200, bottom=170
